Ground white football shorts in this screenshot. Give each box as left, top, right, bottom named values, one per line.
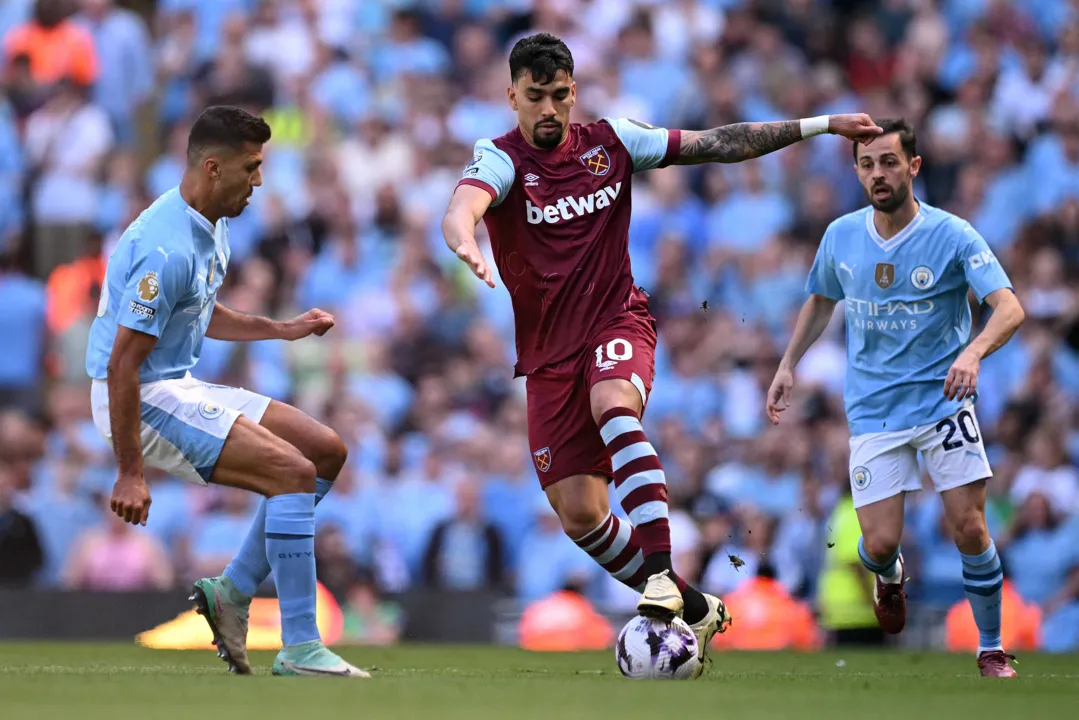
left=848, top=403, right=992, bottom=509
left=91, top=373, right=271, bottom=486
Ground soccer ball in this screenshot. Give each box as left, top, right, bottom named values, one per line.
left=614, top=615, right=701, bottom=680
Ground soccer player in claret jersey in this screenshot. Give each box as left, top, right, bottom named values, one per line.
left=766, top=119, right=1026, bottom=677
left=86, top=106, right=366, bottom=678
left=441, top=32, right=882, bottom=668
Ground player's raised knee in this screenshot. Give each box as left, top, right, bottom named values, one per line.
left=312, top=425, right=348, bottom=479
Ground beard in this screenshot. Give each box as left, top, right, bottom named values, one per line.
left=533, top=121, right=563, bottom=149
left=866, top=180, right=910, bottom=213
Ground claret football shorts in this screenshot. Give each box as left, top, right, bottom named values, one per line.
left=525, top=307, right=657, bottom=489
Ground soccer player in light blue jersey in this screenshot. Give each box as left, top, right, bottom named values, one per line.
left=86, top=106, right=366, bottom=678
left=767, top=119, right=1026, bottom=677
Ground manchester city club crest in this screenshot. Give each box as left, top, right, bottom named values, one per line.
left=852, top=466, right=872, bottom=490
left=910, top=265, right=935, bottom=290
left=198, top=401, right=224, bottom=420
left=579, top=145, right=611, bottom=176
left=533, top=447, right=552, bottom=473
left=875, top=262, right=895, bottom=290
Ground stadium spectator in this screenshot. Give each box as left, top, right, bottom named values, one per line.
left=0, top=461, right=44, bottom=586
left=422, top=478, right=506, bottom=591
left=76, top=0, right=153, bottom=148
left=2, top=0, right=97, bottom=90
left=0, top=249, right=47, bottom=413
left=711, top=563, right=821, bottom=651
left=23, top=77, right=113, bottom=279
left=62, top=509, right=173, bottom=591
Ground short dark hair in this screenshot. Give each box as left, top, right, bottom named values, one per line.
left=853, top=118, right=917, bottom=160
left=508, top=33, right=574, bottom=84
left=186, top=106, right=271, bottom=166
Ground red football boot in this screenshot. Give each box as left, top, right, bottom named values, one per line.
left=978, top=651, right=1018, bottom=678
left=872, top=554, right=907, bottom=635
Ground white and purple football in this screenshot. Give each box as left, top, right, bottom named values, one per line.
left=615, top=615, right=701, bottom=680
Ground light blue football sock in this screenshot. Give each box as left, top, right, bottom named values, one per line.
left=265, top=492, right=319, bottom=646
left=961, top=540, right=1004, bottom=652
left=224, top=478, right=333, bottom=597
left=857, top=536, right=902, bottom=582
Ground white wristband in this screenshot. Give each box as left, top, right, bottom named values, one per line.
left=800, top=116, right=830, bottom=138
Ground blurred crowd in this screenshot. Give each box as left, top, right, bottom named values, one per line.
left=1, top=0, right=1079, bottom=651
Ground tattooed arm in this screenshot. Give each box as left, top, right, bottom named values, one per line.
left=673, top=114, right=882, bottom=165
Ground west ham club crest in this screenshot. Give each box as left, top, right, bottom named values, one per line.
left=533, top=447, right=552, bottom=473
left=579, top=145, right=611, bottom=176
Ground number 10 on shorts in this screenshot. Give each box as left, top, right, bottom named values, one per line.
left=596, top=338, right=633, bottom=371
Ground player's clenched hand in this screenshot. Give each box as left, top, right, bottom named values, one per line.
left=283, top=309, right=335, bottom=340
left=828, top=114, right=883, bottom=144
left=944, top=349, right=980, bottom=401
left=456, top=242, right=495, bottom=288
left=111, top=473, right=151, bottom=526
left=766, top=366, right=795, bottom=425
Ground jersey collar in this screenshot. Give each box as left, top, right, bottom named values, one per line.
left=865, top=201, right=926, bottom=252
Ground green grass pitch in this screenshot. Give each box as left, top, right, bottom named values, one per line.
left=2, top=643, right=1078, bottom=720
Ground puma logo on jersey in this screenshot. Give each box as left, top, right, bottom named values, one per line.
left=526, top=182, right=623, bottom=224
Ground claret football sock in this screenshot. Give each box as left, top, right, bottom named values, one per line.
left=573, top=511, right=648, bottom=591
left=598, top=407, right=671, bottom=555
left=596, top=406, right=709, bottom=624
left=224, top=478, right=334, bottom=597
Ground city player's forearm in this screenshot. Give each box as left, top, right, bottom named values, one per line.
left=964, top=289, right=1025, bottom=361
left=779, top=295, right=838, bottom=371
left=676, top=121, right=805, bottom=165
left=106, top=362, right=144, bottom=479
left=205, top=302, right=284, bottom=341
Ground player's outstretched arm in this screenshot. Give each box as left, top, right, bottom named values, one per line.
left=106, top=327, right=157, bottom=526
left=674, top=114, right=883, bottom=166
left=944, top=288, right=1025, bottom=401
left=206, top=303, right=334, bottom=342
left=766, top=294, right=838, bottom=424
left=442, top=184, right=495, bottom=288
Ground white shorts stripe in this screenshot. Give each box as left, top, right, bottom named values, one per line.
left=615, top=469, right=666, bottom=501
left=611, top=441, right=655, bottom=471
left=600, top=415, right=642, bottom=445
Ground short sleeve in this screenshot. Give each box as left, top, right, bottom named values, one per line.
left=604, top=117, right=680, bottom=172
left=117, top=240, right=191, bottom=338
left=957, top=222, right=1012, bottom=303
left=805, top=226, right=844, bottom=301
left=457, top=139, right=515, bottom=206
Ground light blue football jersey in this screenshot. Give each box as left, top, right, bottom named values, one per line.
left=86, top=187, right=230, bottom=383
left=806, top=202, right=1012, bottom=435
